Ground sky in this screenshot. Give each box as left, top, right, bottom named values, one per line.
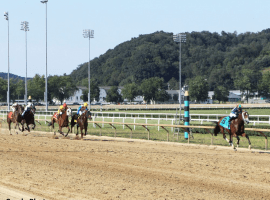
left=0, top=0, right=269, bottom=78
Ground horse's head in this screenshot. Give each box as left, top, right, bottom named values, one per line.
left=18, top=105, right=24, bottom=114
left=242, top=111, right=249, bottom=124
left=87, top=110, right=92, bottom=120
left=31, top=106, right=36, bottom=114
left=66, top=107, right=72, bottom=116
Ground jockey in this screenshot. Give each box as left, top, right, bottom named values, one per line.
left=77, top=102, right=88, bottom=116
left=229, top=104, right=241, bottom=122
left=57, top=102, right=67, bottom=119
left=22, top=97, right=33, bottom=118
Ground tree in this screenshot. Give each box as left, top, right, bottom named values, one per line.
left=140, top=77, right=169, bottom=103
left=48, top=75, right=77, bottom=104
left=258, top=72, right=270, bottom=99
left=189, top=76, right=209, bottom=102
left=81, top=78, right=100, bottom=102
left=121, top=83, right=139, bottom=101
left=168, top=77, right=179, bottom=90
left=106, top=86, right=123, bottom=103
left=214, top=86, right=229, bottom=103
left=234, top=68, right=261, bottom=103
left=0, top=78, right=7, bottom=101
left=28, top=74, right=45, bottom=102
left=15, top=79, right=25, bottom=100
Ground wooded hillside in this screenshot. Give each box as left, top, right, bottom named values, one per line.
left=70, top=29, right=270, bottom=91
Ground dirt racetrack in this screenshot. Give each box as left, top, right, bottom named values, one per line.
left=0, top=128, right=270, bottom=200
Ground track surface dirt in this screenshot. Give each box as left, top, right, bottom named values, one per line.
left=0, top=128, right=270, bottom=200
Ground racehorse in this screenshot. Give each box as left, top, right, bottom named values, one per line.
left=21, top=106, right=36, bottom=132
left=214, top=109, right=251, bottom=149
left=48, top=107, right=72, bottom=137
left=7, top=105, right=24, bottom=135
left=71, top=108, right=92, bottom=139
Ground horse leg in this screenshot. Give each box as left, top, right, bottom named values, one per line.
left=8, top=121, right=12, bottom=135
left=84, top=123, right=87, bottom=136
left=81, top=127, right=84, bottom=139
left=236, top=135, right=240, bottom=148
left=242, top=133, right=251, bottom=150
left=65, top=127, right=70, bottom=137
left=229, top=132, right=234, bottom=149
left=221, top=128, right=229, bottom=142
left=59, top=127, right=64, bottom=136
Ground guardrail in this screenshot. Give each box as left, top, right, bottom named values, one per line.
left=1, top=111, right=270, bottom=125
left=1, top=116, right=270, bottom=150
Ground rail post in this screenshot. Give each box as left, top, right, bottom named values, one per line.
left=109, top=123, right=116, bottom=137
left=95, top=123, right=102, bottom=136
left=184, top=91, right=189, bottom=139
left=125, top=124, right=132, bottom=138
left=161, top=126, right=169, bottom=141
left=142, top=125, right=150, bottom=140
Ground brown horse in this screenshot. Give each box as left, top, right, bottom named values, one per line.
left=21, top=106, right=36, bottom=132
left=214, top=109, right=251, bottom=149
left=48, top=107, right=72, bottom=137
left=7, top=105, right=24, bottom=135
left=71, top=109, right=92, bottom=139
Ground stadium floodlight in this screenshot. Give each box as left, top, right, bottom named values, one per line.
left=83, top=29, right=94, bottom=109
left=40, top=0, right=48, bottom=111
left=173, top=33, right=186, bottom=122
left=4, top=12, right=10, bottom=111
left=21, top=21, right=29, bottom=105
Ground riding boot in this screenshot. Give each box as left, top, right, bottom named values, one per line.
left=22, top=111, right=26, bottom=119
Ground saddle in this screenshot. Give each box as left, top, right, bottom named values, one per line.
left=8, top=112, right=13, bottom=119
left=53, top=112, right=59, bottom=120
left=219, top=116, right=231, bottom=129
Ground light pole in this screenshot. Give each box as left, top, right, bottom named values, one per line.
left=83, top=29, right=94, bottom=109
left=173, top=33, right=186, bottom=122
left=41, top=0, right=48, bottom=111
left=4, top=12, right=10, bottom=111
left=21, top=21, right=29, bottom=105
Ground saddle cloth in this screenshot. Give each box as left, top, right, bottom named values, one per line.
left=53, top=112, right=59, bottom=120
left=8, top=112, right=13, bottom=119
left=219, top=116, right=230, bottom=129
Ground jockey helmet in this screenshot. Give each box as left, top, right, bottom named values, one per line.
left=239, top=105, right=241, bottom=108
left=84, top=103, right=88, bottom=107
left=63, top=103, right=67, bottom=108
left=59, top=105, right=63, bottom=110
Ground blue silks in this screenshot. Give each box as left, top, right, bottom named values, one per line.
left=219, top=116, right=231, bottom=129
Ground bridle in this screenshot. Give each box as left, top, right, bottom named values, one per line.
left=242, top=111, right=249, bottom=124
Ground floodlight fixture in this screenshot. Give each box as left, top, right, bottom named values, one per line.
left=21, top=21, right=29, bottom=105
left=83, top=29, right=94, bottom=108
left=41, top=0, right=48, bottom=111
left=173, top=32, right=187, bottom=124
left=4, top=11, right=10, bottom=110
left=4, top=11, right=8, bottom=20
left=21, top=21, right=29, bottom=32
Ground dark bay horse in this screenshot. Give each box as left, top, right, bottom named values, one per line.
left=7, top=105, right=24, bottom=135
left=214, top=110, right=251, bottom=149
left=71, top=109, right=92, bottom=139
left=21, top=106, right=36, bottom=132
left=48, top=107, right=72, bottom=137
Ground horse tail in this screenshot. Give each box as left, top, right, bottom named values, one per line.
left=213, top=122, right=220, bottom=136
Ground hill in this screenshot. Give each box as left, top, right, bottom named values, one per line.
left=0, top=72, right=27, bottom=81
left=71, top=29, right=270, bottom=90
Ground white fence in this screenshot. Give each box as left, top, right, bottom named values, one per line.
left=1, top=111, right=270, bottom=126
